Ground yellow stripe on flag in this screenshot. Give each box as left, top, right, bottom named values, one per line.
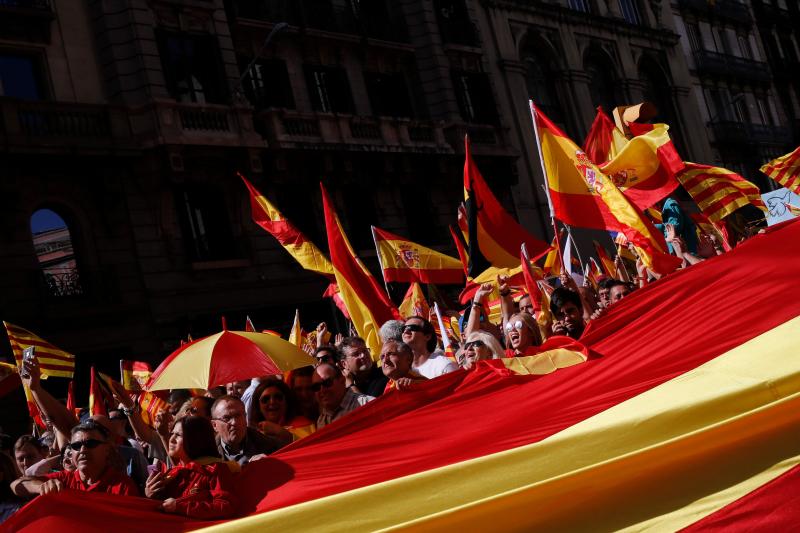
left=201, top=313, right=800, bottom=532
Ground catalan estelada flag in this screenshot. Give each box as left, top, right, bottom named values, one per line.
left=678, top=162, right=767, bottom=222
left=760, top=146, right=800, bottom=194
left=240, top=173, right=334, bottom=277
left=464, top=137, right=549, bottom=274
left=599, top=122, right=682, bottom=209
left=321, top=183, right=400, bottom=355
left=371, top=226, right=463, bottom=285
left=533, top=103, right=682, bottom=275
left=398, top=282, right=430, bottom=319
left=11, top=222, right=800, bottom=533
left=582, top=106, right=628, bottom=164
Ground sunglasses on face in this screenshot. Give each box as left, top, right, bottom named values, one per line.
left=311, top=377, right=335, bottom=392
left=316, top=354, right=334, bottom=363
left=464, top=340, right=486, bottom=349
left=403, top=324, right=424, bottom=334
left=69, top=439, right=104, bottom=452
left=259, top=393, right=285, bottom=403
left=504, top=320, right=526, bottom=333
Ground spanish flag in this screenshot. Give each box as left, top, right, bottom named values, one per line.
left=10, top=224, right=800, bottom=533
left=520, top=243, right=547, bottom=326
left=321, top=184, right=400, bottom=355
left=533, top=103, right=682, bottom=275
left=464, top=137, right=549, bottom=274
left=398, top=282, right=430, bottom=320
left=120, top=360, right=152, bottom=392
left=582, top=106, right=628, bottom=164
left=541, top=236, right=563, bottom=277
left=760, top=146, right=800, bottom=194
left=371, top=226, right=463, bottom=285
left=599, top=122, right=682, bottom=209
left=678, top=163, right=767, bottom=222
left=89, top=367, right=110, bottom=416
left=592, top=240, right=617, bottom=279
left=287, top=309, right=305, bottom=348
left=240, top=173, right=334, bottom=277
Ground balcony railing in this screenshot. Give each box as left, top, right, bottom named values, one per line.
left=693, top=50, right=771, bottom=83
left=129, top=100, right=263, bottom=148
left=677, top=0, right=752, bottom=25
left=256, top=110, right=451, bottom=153
left=709, top=120, right=791, bottom=146
left=0, top=97, right=133, bottom=151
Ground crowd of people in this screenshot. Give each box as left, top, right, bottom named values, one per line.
left=0, top=210, right=752, bottom=524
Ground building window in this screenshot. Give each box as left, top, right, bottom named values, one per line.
left=452, top=71, right=498, bottom=124
left=31, top=208, right=82, bottom=297
left=240, top=58, right=295, bottom=110
left=686, top=24, right=702, bottom=52
left=176, top=186, right=236, bottom=261
left=618, top=0, right=641, bottom=25
left=0, top=53, right=45, bottom=100
left=756, top=96, right=774, bottom=126
left=364, top=72, right=413, bottom=117
left=304, top=65, right=354, bottom=114
left=433, top=0, right=477, bottom=46
left=738, top=35, right=752, bottom=59
left=157, top=31, right=228, bottom=104
left=715, top=28, right=732, bottom=56
left=523, top=52, right=568, bottom=132
left=584, top=51, right=620, bottom=115
left=567, top=0, right=591, bottom=12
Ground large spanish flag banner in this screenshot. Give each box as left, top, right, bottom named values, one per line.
left=463, top=137, right=549, bottom=274
left=7, top=219, right=800, bottom=533
left=533, top=103, right=682, bottom=275
left=678, top=162, right=767, bottom=222
left=598, top=122, right=682, bottom=209
left=760, top=146, right=800, bottom=194
left=371, top=226, right=464, bottom=284
left=320, top=184, right=399, bottom=355
left=239, top=173, right=334, bottom=277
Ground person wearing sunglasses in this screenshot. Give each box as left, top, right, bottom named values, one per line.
left=313, top=346, right=340, bottom=366
left=461, top=331, right=504, bottom=369
left=313, top=363, right=374, bottom=430
left=338, top=337, right=388, bottom=397
left=401, top=317, right=458, bottom=379
left=144, top=416, right=238, bottom=519
left=11, top=420, right=139, bottom=499
left=503, top=312, right=543, bottom=357
left=248, top=378, right=315, bottom=443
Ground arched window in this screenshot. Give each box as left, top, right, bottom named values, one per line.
left=30, top=208, right=82, bottom=296
left=584, top=49, right=620, bottom=115
left=522, top=39, right=568, bottom=131
left=638, top=59, right=685, bottom=153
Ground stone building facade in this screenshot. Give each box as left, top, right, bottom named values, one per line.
left=0, top=0, right=796, bottom=380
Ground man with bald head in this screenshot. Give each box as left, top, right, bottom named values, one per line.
left=313, top=363, right=374, bottom=429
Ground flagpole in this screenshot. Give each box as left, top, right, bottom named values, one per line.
left=530, top=100, right=565, bottom=270
left=370, top=225, right=392, bottom=299
left=565, top=225, right=586, bottom=272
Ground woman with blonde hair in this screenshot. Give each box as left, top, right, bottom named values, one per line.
left=460, top=330, right=504, bottom=370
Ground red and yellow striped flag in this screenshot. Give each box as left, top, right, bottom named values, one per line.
left=786, top=203, right=800, bottom=216
left=582, top=106, right=628, bottom=164
left=592, top=240, right=616, bottom=279
left=399, top=282, right=430, bottom=319
left=4, top=321, right=75, bottom=378
left=678, top=162, right=767, bottom=222
left=372, top=226, right=463, bottom=285
left=533, top=103, right=681, bottom=275
left=321, top=183, right=400, bottom=355
left=760, top=146, right=800, bottom=194
left=240, top=173, right=334, bottom=277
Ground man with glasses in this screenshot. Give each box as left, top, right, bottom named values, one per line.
left=401, top=316, right=458, bottom=379
left=11, top=420, right=139, bottom=498
left=210, top=395, right=285, bottom=465
left=313, top=364, right=374, bottom=430
left=338, top=337, right=388, bottom=397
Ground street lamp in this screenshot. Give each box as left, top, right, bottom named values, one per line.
left=232, top=22, right=290, bottom=103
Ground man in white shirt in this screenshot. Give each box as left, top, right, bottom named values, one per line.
left=402, top=316, right=459, bottom=379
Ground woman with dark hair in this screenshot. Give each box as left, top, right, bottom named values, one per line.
left=144, top=416, right=238, bottom=520
left=249, top=378, right=315, bottom=442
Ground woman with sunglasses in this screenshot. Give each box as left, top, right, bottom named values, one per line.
left=248, top=378, right=315, bottom=443
left=144, top=415, right=238, bottom=519
left=503, top=312, right=543, bottom=357
left=460, top=331, right=504, bottom=369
